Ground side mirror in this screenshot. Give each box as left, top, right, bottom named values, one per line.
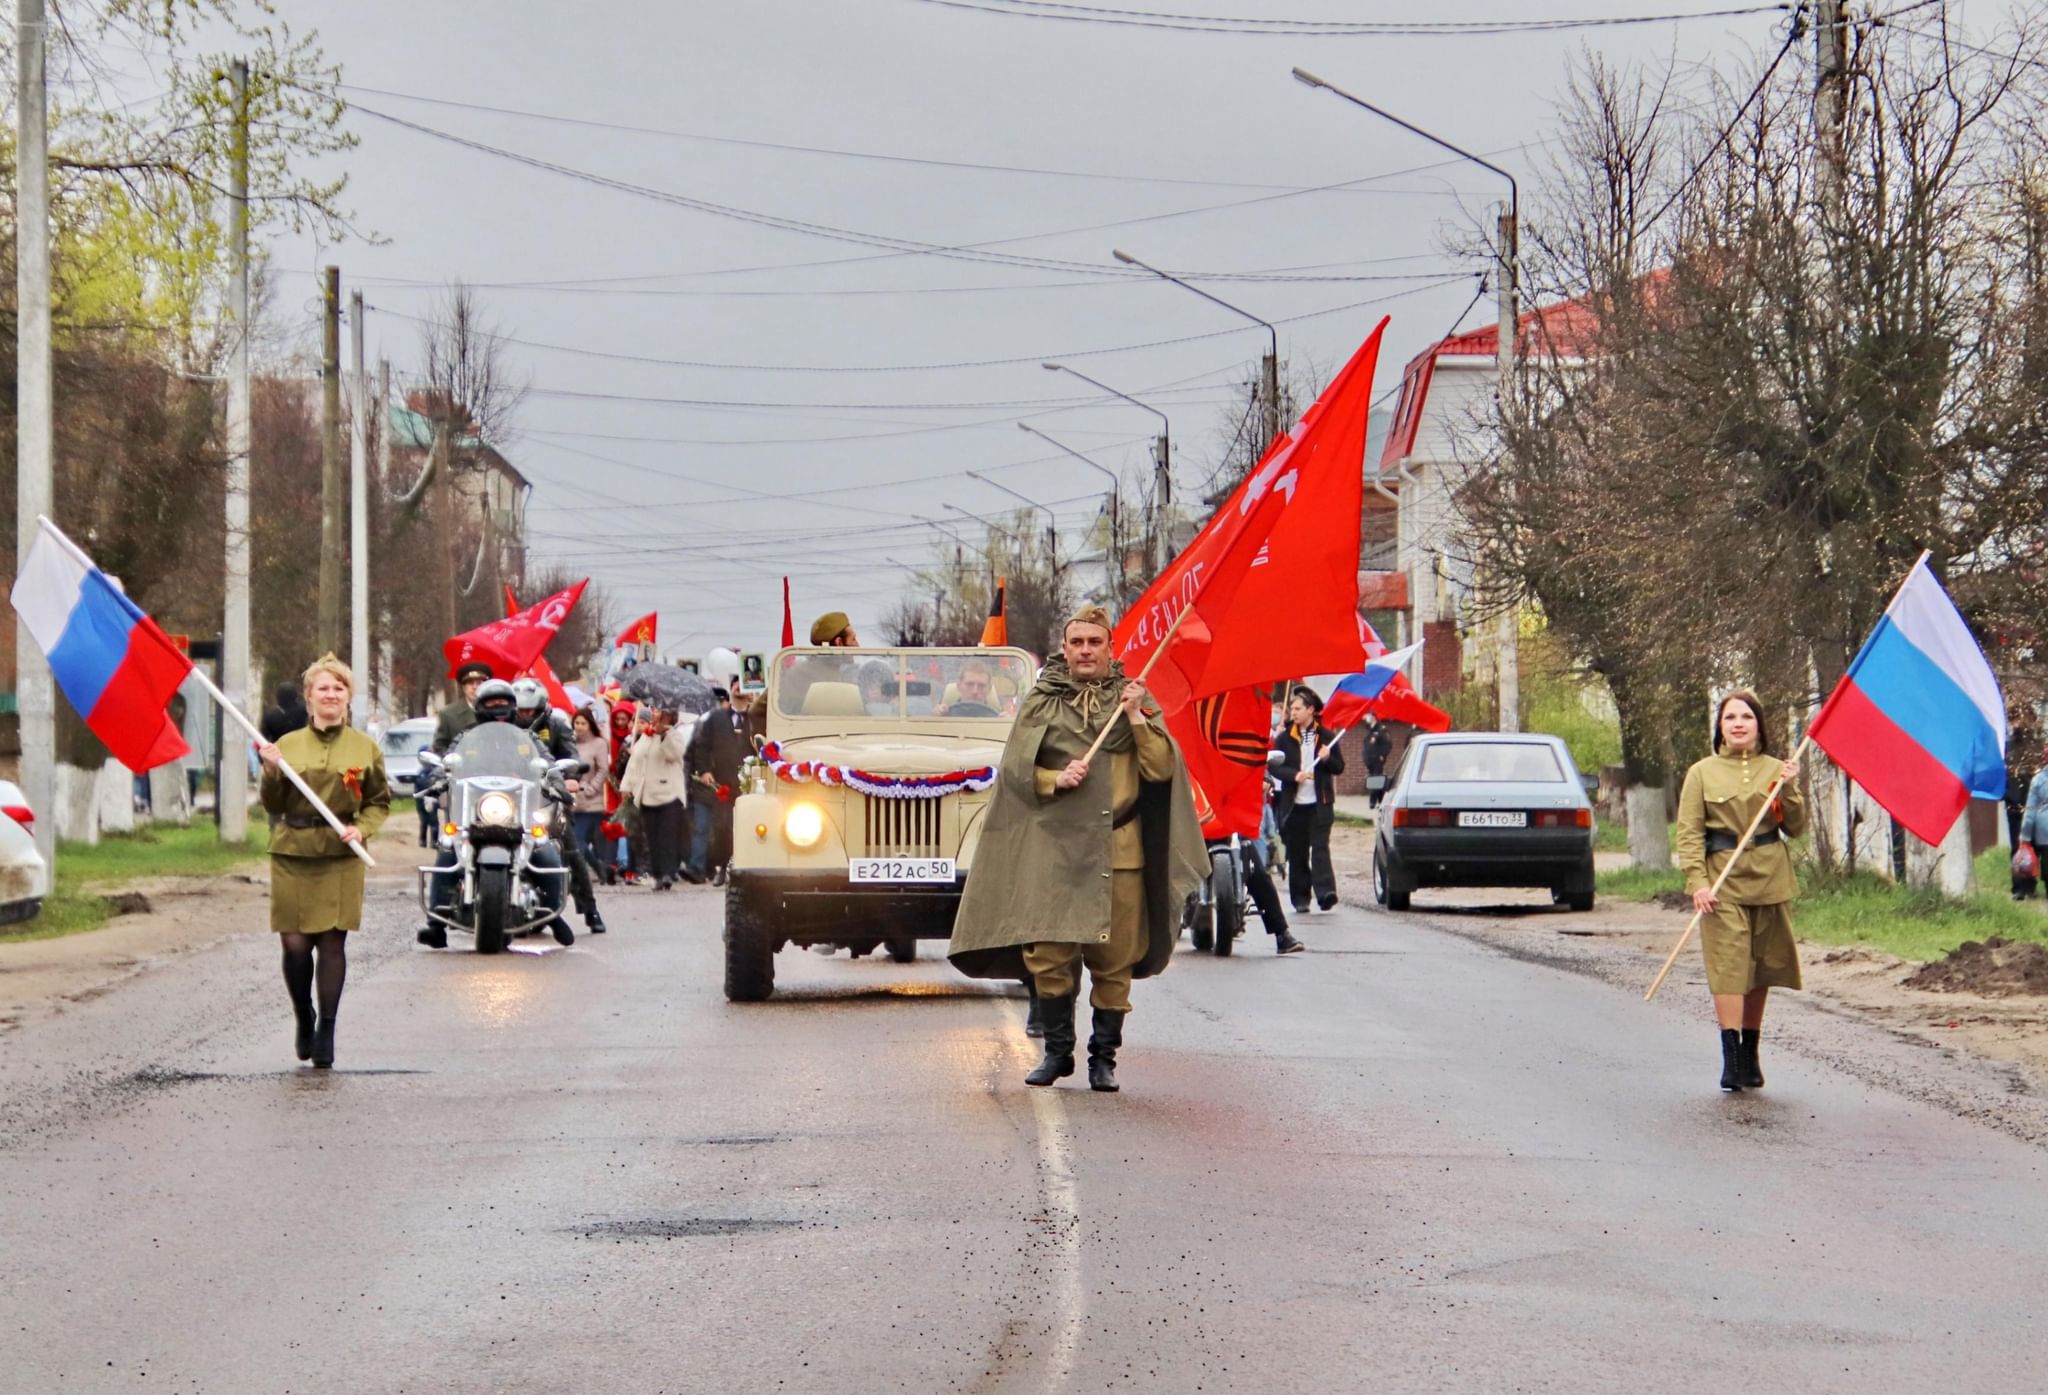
left=550, top=757, right=582, bottom=778
left=416, top=750, right=444, bottom=771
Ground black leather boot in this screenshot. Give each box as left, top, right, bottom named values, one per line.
left=1024, top=994, right=1076, bottom=1086
left=552, top=917, right=576, bottom=946
left=1719, top=1028, right=1743, bottom=1091
left=586, top=909, right=607, bottom=935
left=292, top=1002, right=316, bottom=1062
left=312, top=1012, right=337, bottom=1069
left=1739, top=1029, right=1764, bottom=1089
left=1024, top=981, right=1045, bottom=1039
left=1087, top=1008, right=1126, bottom=1093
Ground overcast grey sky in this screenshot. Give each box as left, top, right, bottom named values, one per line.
left=249, top=0, right=2017, bottom=659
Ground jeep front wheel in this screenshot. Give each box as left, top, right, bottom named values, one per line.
left=723, top=879, right=775, bottom=1002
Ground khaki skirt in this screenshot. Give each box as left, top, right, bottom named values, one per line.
left=1698, top=899, right=1801, bottom=994
left=269, top=854, right=367, bottom=934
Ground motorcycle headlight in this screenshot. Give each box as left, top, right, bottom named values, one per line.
left=477, top=792, right=519, bottom=828
left=783, top=803, right=824, bottom=848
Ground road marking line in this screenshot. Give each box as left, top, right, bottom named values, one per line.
left=1013, top=1002, right=1082, bottom=1391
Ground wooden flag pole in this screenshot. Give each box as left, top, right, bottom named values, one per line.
left=1643, top=732, right=1811, bottom=1001
left=194, top=669, right=376, bottom=867
left=1078, top=600, right=1198, bottom=766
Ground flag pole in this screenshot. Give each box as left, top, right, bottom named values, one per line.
left=191, top=668, right=376, bottom=867
left=1643, top=733, right=1810, bottom=1001
left=1080, top=599, right=1199, bottom=765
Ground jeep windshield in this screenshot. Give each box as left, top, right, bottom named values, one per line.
left=773, top=649, right=1034, bottom=721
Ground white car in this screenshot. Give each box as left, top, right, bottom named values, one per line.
left=0, top=779, right=51, bottom=925
left=379, top=717, right=440, bottom=798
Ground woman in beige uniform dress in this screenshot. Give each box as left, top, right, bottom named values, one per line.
left=255, top=655, right=390, bottom=1068
left=1674, top=689, right=1805, bottom=1092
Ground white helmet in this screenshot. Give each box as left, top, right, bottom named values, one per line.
left=511, top=677, right=548, bottom=714
left=704, top=646, right=741, bottom=689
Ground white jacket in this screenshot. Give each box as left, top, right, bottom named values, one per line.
left=622, top=723, right=691, bottom=808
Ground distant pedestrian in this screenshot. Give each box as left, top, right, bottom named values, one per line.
left=570, top=707, right=610, bottom=874
left=622, top=707, right=694, bottom=889
left=259, top=681, right=308, bottom=744
left=1272, top=687, right=1345, bottom=914
left=2016, top=741, right=2047, bottom=902
left=254, top=655, right=389, bottom=1070
left=687, top=687, right=749, bottom=884
left=1363, top=719, right=1393, bottom=809
left=1673, top=689, right=1805, bottom=1092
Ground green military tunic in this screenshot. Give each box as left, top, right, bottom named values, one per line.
left=1675, top=749, right=1808, bottom=993
left=432, top=700, right=477, bottom=755
left=262, top=723, right=390, bottom=934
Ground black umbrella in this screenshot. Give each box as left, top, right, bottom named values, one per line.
left=622, top=663, right=717, bottom=715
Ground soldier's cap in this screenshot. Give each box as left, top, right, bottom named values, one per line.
left=810, top=610, right=852, bottom=645
left=455, top=660, right=493, bottom=683
left=1063, top=604, right=1115, bottom=637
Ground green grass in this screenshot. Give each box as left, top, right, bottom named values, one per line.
left=1597, top=843, right=2048, bottom=962
left=1, top=821, right=269, bottom=945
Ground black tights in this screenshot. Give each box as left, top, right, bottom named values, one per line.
left=281, top=930, right=348, bottom=1023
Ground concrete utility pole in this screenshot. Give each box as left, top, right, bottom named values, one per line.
left=1814, top=0, right=1849, bottom=212
left=14, top=0, right=55, bottom=862
left=318, top=266, right=344, bottom=656
left=1495, top=204, right=1521, bottom=733
left=433, top=421, right=461, bottom=698
left=219, top=58, right=253, bottom=845
left=348, top=291, right=370, bottom=727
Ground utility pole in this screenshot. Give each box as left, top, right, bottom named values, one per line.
left=218, top=58, right=253, bottom=846
left=14, top=0, right=55, bottom=862
left=1814, top=0, right=1849, bottom=216
left=433, top=421, right=460, bottom=699
left=349, top=291, right=370, bottom=727
left=318, top=266, right=343, bottom=656
left=1260, top=350, right=1281, bottom=455
left=1495, top=204, right=1521, bottom=733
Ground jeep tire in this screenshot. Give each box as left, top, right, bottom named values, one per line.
left=723, top=878, right=776, bottom=1002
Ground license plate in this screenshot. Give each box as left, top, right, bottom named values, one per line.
left=849, top=857, right=956, bottom=884
left=1457, top=811, right=1527, bottom=828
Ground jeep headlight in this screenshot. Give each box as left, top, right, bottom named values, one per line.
left=783, top=803, right=824, bottom=848
left=477, top=791, right=519, bottom=828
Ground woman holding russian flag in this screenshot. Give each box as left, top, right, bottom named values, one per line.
left=255, top=655, right=390, bottom=1069
left=1674, top=690, right=1806, bottom=1093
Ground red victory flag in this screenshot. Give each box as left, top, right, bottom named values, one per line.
left=500, top=586, right=578, bottom=713
left=1114, top=318, right=1388, bottom=716
left=1179, top=684, right=1279, bottom=839
left=617, top=612, right=658, bottom=649
left=448, top=578, right=588, bottom=681
left=980, top=576, right=1008, bottom=648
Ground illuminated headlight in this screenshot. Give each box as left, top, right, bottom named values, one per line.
left=477, top=792, right=519, bottom=828
left=783, top=803, right=825, bottom=848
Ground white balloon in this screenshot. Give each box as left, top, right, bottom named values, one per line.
left=704, top=647, right=741, bottom=686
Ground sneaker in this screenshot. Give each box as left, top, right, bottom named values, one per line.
left=586, top=911, right=607, bottom=935
left=711, top=866, right=728, bottom=887
left=552, top=918, right=576, bottom=946
left=1274, top=930, right=1307, bottom=954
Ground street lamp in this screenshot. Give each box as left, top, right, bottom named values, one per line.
left=1042, top=361, right=1172, bottom=574
left=1293, top=65, right=1521, bottom=731
left=1017, top=422, right=1124, bottom=606
left=1111, top=248, right=1282, bottom=454
left=965, top=469, right=1058, bottom=581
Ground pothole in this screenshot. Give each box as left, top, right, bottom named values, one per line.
left=574, top=1216, right=802, bottom=1240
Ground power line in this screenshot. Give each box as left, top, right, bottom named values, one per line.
left=906, top=0, right=1792, bottom=38
left=1637, top=17, right=1804, bottom=234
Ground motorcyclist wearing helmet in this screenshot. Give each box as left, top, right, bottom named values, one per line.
left=512, top=678, right=606, bottom=939
left=418, top=678, right=588, bottom=949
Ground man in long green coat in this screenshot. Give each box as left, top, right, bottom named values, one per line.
left=432, top=660, right=493, bottom=754
left=949, top=606, right=1207, bottom=1093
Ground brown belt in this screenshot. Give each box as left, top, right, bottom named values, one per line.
left=283, top=815, right=334, bottom=830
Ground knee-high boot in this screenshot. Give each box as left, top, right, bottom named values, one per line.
left=1023, top=979, right=1044, bottom=1039
left=1087, top=1008, right=1126, bottom=1093
left=1739, top=1028, right=1765, bottom=1089
left=1719, top=1027, right=1743, bottom=1092
left=1025, top=993, right=1076, bottom=1086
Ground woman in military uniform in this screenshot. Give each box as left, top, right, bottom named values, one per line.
left=1674, top=689, right=1805, bottom=1092
left=256, top=655, right=390, bottom=1069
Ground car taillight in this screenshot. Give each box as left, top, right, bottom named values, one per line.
left=2, top=804, right=32, bottom=827
left=1532, top=809, right=1592, bottom=829
left=1391, top=808, right=1452, bottom=828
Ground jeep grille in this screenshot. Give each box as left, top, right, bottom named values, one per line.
left=863, top=795, right=943, bottom=858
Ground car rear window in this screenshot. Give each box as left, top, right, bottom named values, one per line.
left=383, top=732, right=428, bottom=756
left=1417, top=743, right=1566, bottom=783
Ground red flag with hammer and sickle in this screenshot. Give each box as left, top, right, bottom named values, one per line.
left=445, top=579, right=587, bottom=680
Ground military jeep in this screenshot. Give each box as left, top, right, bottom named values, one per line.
left=723, top=645, right=1035, bottom=1001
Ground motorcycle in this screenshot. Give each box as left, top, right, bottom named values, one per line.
left=415, top=723, right=580, bottom=954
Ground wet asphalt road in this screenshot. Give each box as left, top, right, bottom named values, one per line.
left=4, top=873, right=2047, bottom=1395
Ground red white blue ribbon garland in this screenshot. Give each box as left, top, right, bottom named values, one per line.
left=759, top=742, right=996, bottom=800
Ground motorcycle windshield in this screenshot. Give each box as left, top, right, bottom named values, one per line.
left=448, top=721, right=549, bottom=782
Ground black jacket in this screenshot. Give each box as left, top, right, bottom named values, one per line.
left=525, top=710, right=584, bottom=772
left=260, top=684, right=308, bottom=743
left=1271, top=721, right=1345, bottom=815
left=687, top=707, right=749, bottom=794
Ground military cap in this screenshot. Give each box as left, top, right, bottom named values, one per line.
left=810, top=611, right=852, bottom=645
left=455, top=659, right=493, bottom=683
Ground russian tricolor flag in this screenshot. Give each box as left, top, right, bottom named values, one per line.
left=10, top=518, right=193, bottom=772
left=1318, top=639, right=1425, bottom=730
left=1807, top=557, right=2005, bottom=846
